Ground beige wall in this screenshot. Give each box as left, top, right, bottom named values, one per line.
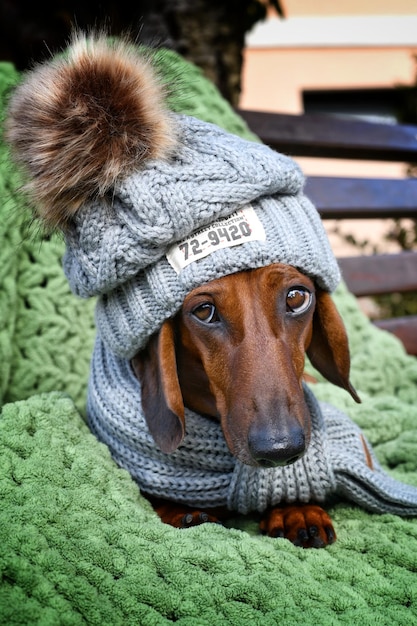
left=240, top=47, right=417, bottom=115
left=241, top=46, right=417, bottom=179
left=239, top=9, right=417, bottom=256
left=281, top=0, right=417, bottom=16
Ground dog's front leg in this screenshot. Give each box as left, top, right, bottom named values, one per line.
left=260, top=503, right=336, bottom=548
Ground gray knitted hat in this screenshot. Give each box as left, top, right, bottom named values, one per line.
left=66, top=114, right=339, bottom=358
left=6, top=35, right=340, bottom=359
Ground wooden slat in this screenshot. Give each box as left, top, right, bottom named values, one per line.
left=306, top=177, right=417, bottom=219
left=237, top=109, right=417, bottom=162
left=338, top=252, right=417, bottom=297
left=374, top=317, right=417, bottom=356
left=238, top=108, right=417, bottom=356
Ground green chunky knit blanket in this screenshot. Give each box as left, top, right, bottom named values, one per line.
left=1, top=50, right=417, bottom=625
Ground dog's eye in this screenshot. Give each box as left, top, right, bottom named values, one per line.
left=192, top=303, right=219, bottom=324
left=286, top=288, right=312, bottom=315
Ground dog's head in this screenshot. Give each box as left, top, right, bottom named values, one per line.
left=132, top=263, right=360, bottom=467
left=5, top=37, right=355, bottom=469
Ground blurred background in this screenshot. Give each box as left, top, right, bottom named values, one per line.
left=241, top=1, right=417, bottom=260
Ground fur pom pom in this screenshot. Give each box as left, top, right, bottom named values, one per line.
left=5, top=33, right=177, bottom=229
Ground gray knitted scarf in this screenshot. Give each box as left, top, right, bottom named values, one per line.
left=87, top=336, right=417, bottom=516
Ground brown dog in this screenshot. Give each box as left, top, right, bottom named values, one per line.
left=4, top=36, right=363, bottom=547
left=131, top=263, right=360, bottom=548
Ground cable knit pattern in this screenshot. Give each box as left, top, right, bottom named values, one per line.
left=61, top=113, right=339, bottom=358
left=87, top=337, right=417, bottom=516
left=63, top=114, right=306, bottom=297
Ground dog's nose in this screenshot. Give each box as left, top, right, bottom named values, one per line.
left=248, top=422, right=306, bottom=468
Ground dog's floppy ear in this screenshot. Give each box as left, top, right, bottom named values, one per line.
left=307, top=290, right=361, bottom=403
left=131, top=319, right=185, bottom=453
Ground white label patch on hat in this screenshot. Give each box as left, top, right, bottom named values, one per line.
left=166, top=205, right=266, bottom=274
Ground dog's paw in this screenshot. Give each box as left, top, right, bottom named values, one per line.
left=176, top=510, right=222, bottom=529
left=154, top=502, right=222, bottom=528
left=259, top=503, right=336, bottom=548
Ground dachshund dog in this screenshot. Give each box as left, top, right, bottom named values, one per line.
left=131, top=262, right=361, bottom=548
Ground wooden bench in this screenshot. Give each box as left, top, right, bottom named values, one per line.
left=238, top=110, right=417, bottom=355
